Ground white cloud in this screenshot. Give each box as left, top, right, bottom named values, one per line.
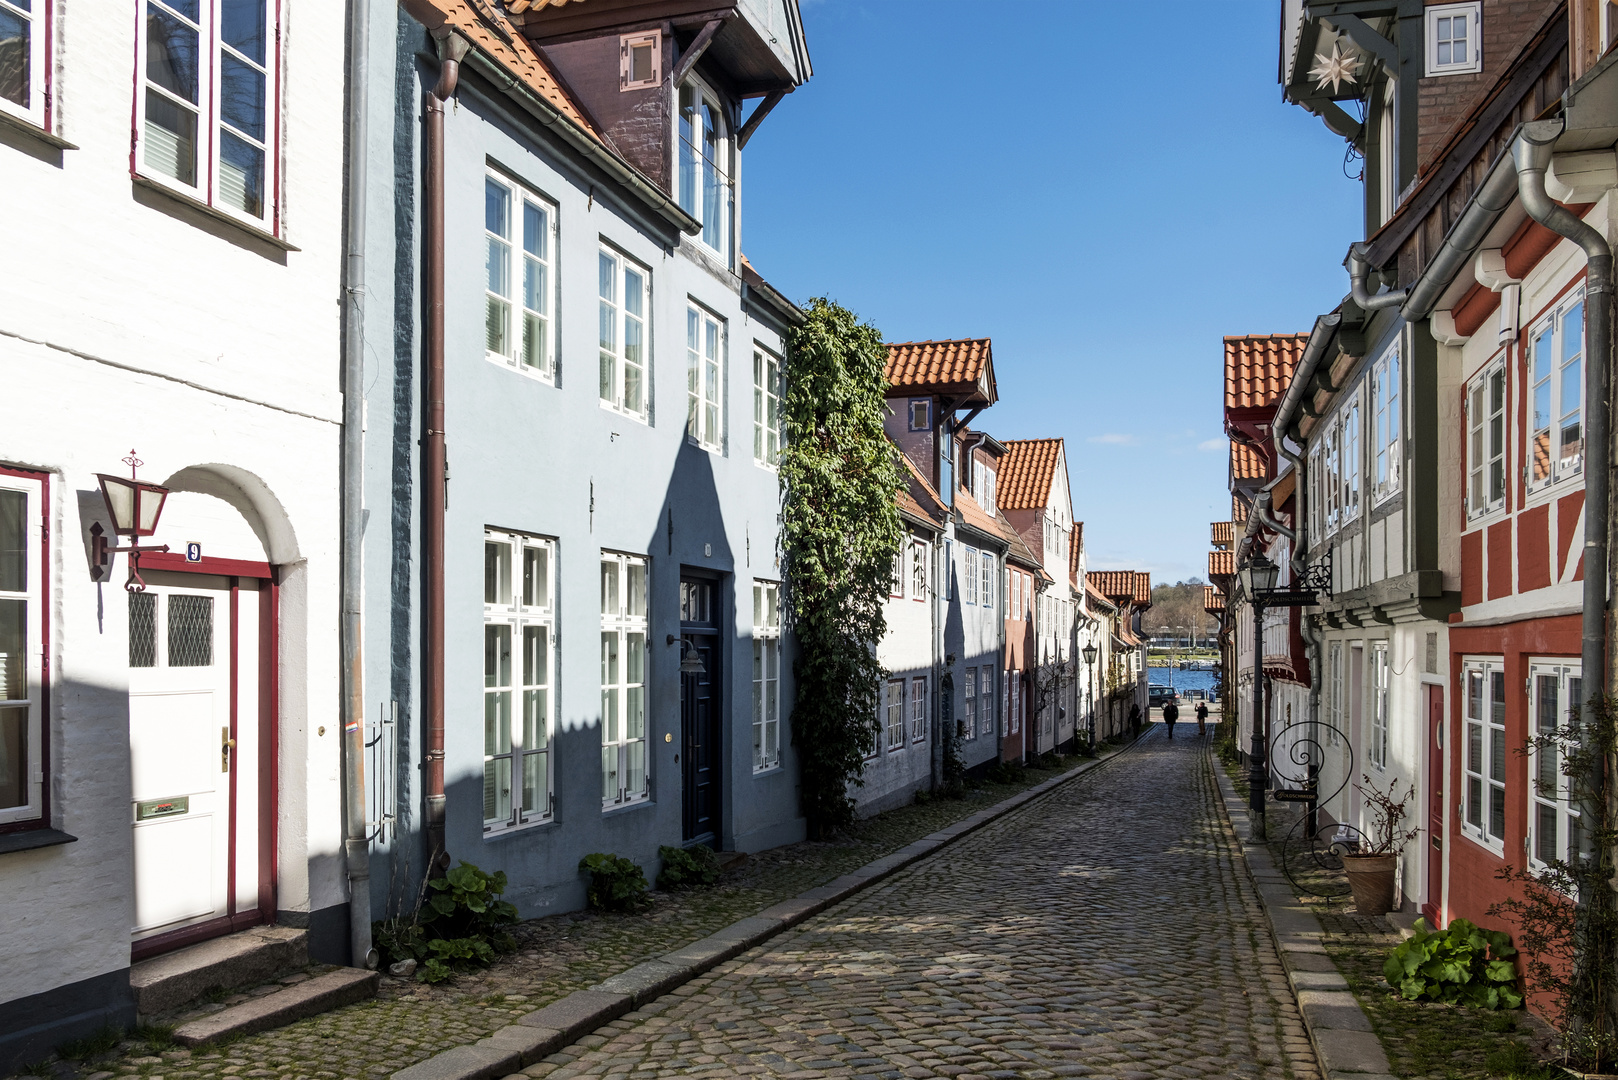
left=1088, top=433, right=1137, bottom=446
left=1197, top=438, right=1225, bottom=452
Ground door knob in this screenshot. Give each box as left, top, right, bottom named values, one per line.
left=221, top=727, right=236, bottom=772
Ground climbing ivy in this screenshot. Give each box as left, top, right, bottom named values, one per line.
left=780, top=298, right=904, bottom=838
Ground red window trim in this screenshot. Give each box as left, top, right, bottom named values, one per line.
left=0, top=463, right=50, bottom=835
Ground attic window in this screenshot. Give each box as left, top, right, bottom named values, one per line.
left=1425, top=3, right=1482, bottom=76
left=620, top=32, right=660, bottom=90
left=908, top=399, right=931, bottom=431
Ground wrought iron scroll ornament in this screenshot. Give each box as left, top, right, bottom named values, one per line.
left=1251, top=549, right=1333, bottom=606
left=1268, top=709, right=1361, bottom=898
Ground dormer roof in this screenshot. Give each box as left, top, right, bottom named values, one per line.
left=885, top=339, right=997, bottom=405
left=998, top=438, right=1064, bottom=511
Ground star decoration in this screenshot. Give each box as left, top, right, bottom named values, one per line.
left=1309, top=45, right=1362, bottom=94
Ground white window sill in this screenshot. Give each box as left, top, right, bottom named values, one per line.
left=752, top=764, right=782, bottom=777
left=132, top=173, right=298, bottom=251
left=753, top=459, right=779, bottom=472
left=599, top=400, right=649, bottom=424
left=0, top=108, right=77, bottom=150
left=1459, top=827, right=1505, bottom=857
left=602, top=796, right=652, bottom=815
left=484, top=817, right=555, bottom=838
left=486, top=354, right=556, bottom=386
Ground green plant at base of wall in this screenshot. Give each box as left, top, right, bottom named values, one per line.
left=779, top=298, right=903, bottom=839
left=579, top=852, right=649, bottom=912
left=1383, top=917, right=1523, bottom=1009
left=656, top=844, right=721, bottom=890
left=372, top=861, right=518, bottom=982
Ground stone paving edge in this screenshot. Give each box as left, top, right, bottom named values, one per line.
left=1207, top=751, right=1397, bottom=1080
left=390, top=736, right=1146, bottom=1080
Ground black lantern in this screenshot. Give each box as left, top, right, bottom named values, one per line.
left=93, top=451, right=172, bottom=592
left=1239, top=552, right=1279, bottom=598
left=1081, top=643, right=1098, bottom=666
left=667, top=635, right=708, bottom=675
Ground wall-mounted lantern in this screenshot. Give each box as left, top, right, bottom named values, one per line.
left=93, top=450, right=171, bottom=592
left=666, top=635, right=707, bottom=675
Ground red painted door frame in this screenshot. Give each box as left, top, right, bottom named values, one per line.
left=130, top=553, right=278, bottom=962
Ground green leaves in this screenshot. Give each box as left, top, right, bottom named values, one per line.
left=372, top=860, right=519, bottom=982
left=1383, top=918, right=1522, bottom=1010
left=579, top=852, right=649, bottom=911
left=656, top=844, right=721, bottom=891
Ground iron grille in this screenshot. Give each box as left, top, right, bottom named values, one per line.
left=167, top=595, right=214, bottom=668
left=129, top=593, right=156, bottom=668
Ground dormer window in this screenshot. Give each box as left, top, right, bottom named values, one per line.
left=678, top=81, right=731, bottom=258
left=1426, top=3, right=1482, bottom=76
left=908, top=399, right=930, bottom=431
left=620, top=32, right=660, bottom=90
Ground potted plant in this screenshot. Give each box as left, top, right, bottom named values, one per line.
left=1341, top=774, right=1418, bottom=917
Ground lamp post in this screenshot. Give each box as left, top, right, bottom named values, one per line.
left=1237, top=553, right=1279, bottom=841
left=93, top=451, right=172, bottom=592
left=1082, top=642, right=1098, bottom=750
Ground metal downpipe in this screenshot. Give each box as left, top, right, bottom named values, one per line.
left=1347, top=243, right=1410, bottom=311
left=339, top=0, right=376, bottom=969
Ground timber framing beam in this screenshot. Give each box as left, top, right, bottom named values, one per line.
left=671, top=18, right=723, bottom=90
left=736, top=89, right=784, bottom=149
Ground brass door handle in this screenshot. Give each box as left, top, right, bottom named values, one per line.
left=221, top=727, right=236, bottom=772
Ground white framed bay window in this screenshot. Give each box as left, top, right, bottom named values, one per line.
left=599, top=247, right=648, bottom=420
left=601, top=552, right=649, bottom=807
left=677, top=79, right=732, bottom=259
left=752, top=581, right=781, bottom=772
left=0, top=466, right=45, bottom=830
left=0, top=0, right=49, bottom=130
left=1528, top=292, right=1586, bottom=492
left=483, top=530, right=555, bottom=832
left=687, top=304, right=724, bottom=450
left=137, top=0, right=280, bottom=232
left=485, top=173, right=556, bottom=381
left=1462, top=658, right=1507, bottom=850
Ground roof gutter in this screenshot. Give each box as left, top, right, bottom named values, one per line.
left=1399, top=142, right=1522, bottom=320
left=1348, top=243, right=1409, bottom=310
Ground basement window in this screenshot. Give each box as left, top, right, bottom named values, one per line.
left=1425, top=3, right=1483, bottom=76
left=619, top=31, right=659, bottom=91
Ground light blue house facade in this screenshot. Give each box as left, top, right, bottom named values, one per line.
left=353, top=0, right=812, bottom=920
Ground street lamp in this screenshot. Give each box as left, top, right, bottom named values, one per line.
left=1082, top=642, right=1098, bottom=750
left=1237, top=553, right=1279, bottom=841
left=93, top=450, right=172, bottom=593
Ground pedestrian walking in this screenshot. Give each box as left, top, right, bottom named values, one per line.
left=1163, top=699, right=1179, bottom=739
left=1129, top=702, right=1142, bottom=735
left=1195, top=700, right=1209, bottom=738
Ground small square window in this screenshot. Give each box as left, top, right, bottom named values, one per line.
left=620, top=32, right=660, bottom=90
left=1426, top=4, right=1482, bottom=76
left=908, top=399, right=931, bottom=431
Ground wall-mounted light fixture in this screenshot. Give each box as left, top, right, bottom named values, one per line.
left=666, top=635, right=707, bottom=675
left=93, top=450, right=171, bottom=592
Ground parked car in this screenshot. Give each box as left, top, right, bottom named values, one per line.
left=1148, top=684, right=1179, bottom=708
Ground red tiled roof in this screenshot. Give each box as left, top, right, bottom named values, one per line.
left=1211, top=521, right=1234, bottom=546
left=956, top=489, right=1003, bottom=543
left=1225, top=334, right=1309, bottom=412
left=1204, top=585, right=1225, bottom=613
left=1133, top=572, right=1152, bottom=607
left=1208, top=550, right=1234, bottom=579
left=1069, top=523, right=1083, bottom=576
left=885, top=339, right=995, bottom=400
left=1233, top=496, right=1249, bottom=524
left=1089, top=571, right=1137, bottom=604
left=1085, top=581, right=1116, bottom=612
left=898, top=454, right=946, bottom=528
left=1231, top=440, right=1267, bottom=482
left=998, top=439, right=1064, bottom=510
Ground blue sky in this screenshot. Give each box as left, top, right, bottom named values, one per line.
left=742, top=0, right=1365, bottom=585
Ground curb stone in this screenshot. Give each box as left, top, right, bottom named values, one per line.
left=390, top=734, right=1148, bottom=1080
left=1208, top=752, right=1397, bottom=1080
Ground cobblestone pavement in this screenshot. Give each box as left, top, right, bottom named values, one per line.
left=526, top=726, right=1322, bottom=1080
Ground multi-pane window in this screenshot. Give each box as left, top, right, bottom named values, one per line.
left=598, top=249, right=648, bottom=419
left=484, top=175, right=555, bottom=380
left=962, top=669, right=976, bottom=740
left=601, top=552, right=649, bottom=806
left=1467, top=361, right=1507, bottom=517
left=1372, top=346, right=1401, bottom=503
left=0, top=0, right=48, bottom=128
left=885, top=679, right=905, bottom=750
left=890, top=547, right=905, bottom=599
left=972, top=464, right=997, bottom=515
left=1010, top=669, right=1022, bottom=735
left=752, top=581, right=781, bottom=773
left=1341, top=392, right=1362, bottom=524
left=618, top=30, right=660, bottom=90
left=962, top=545, right=978, bottom=605
left=979, top=551, right=994, bottom=610
left=483, top=530, right=555, bottom=831
left=1463, top=660, right=1507, bottom=848
left=944, top=540, right=954, bottom=600
left=753, top=349, right=782, bottom=466
left=677, top=81, right=730, bottom=257
left=1369, top=642, right=1389, bottom=770
left=1326, top=640, right=1343, bottom=747
left=138, top=0, right=279, bottom=231
left=1426, top=3, right=1482, bottom=75
left=910, top=538, right=927, bottom=600
left=1529, top=293, right=1586, bottom=491
left=1308, top=443, right=1324, bottom=545
left=980, top=665, right=995, bottom=737
left=910, top=677, right=927, bottom=743
left=908, top=399, right=930, bottom=431
left=0, top=468, right=43, bottom=827
left=1322, top=418, right=1342, bottom=533
left=1529, top=663, right=1583, bottom=871
left=1012, top=570, right=1022, bottom=621
left=687, top=305, right=723, bottom=450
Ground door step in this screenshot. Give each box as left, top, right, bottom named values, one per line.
left=173, top=968, right=380, bottom=1045
left=131, top=926, right=309, bottom=1018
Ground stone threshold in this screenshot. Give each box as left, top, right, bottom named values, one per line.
left=392, top=736, right=1146, bottom=1080
left=1208, top=755, right=1398, bottom=1080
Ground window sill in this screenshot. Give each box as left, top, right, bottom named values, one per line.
left=486, top=354, right=556, bottom=386
left=1459, top=828, right=1505, bottom=857
left=0, top=109, right=77, bottom=150
left=601, top=797, right=652, bottom=815
left=752, top=764, right=782, bottom=777
left=484, top=817, right=556, bottom=838
left=599, top=400, right=649, bottom=425
left=131, top=173, right=300, bottom=252
left=0, top=827, right=78, bottom=855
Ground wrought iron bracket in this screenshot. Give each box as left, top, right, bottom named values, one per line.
left=1254, top=549, right=1333, bottom=608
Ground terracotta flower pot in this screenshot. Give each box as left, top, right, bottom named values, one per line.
left=1342, top=853, right=1397, bottom=916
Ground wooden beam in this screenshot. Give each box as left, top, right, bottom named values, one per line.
left=671, top=19, right=723, bottom=89
left=1321, top=13, right=1394, bottom=67
left=735, top=90, right=784, bottom=149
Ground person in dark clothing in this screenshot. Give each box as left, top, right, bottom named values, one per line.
left=1163, top=700, right=1179, bottom=738
left=1195, top=701, right=1209, bottom=737
left=1129, top=702, right=1142, bottom=734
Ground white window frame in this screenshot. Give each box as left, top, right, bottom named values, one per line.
left=962, top=668, right=976, bottom=742
left=1012, top=569, right=1022, bottom=621
left=944, top=539, right=954, bottom=601
left=1369, top=641, right=1389, bottom=771
left=687, top=303, right=724, bottom=451
left=885, top=678, right=905, bottom=751
left=980, top=665, right=995, bottom=738
left=908, top=398, right=930, bottom=431
left=1323, top=416, right=1342, bottom=534
left=910, top=537, right=927, bottom=601
left=910, top=676, right=927, bottom=743
left=1528, top=661, right=1582, bottom=873
left=1327, top=640, right=1343, bottom=747
left=484, top=172, right=557, bottom=382
left=1425, top=2, right=1483, bottom=76
left=962, top=545, right=977, bottom=605
left=676, top=76, right=732, bottom=260
left=753, top=347, right=782, bottom=468
left=0, top=0, right=49, bottom=130
left=1341, top=390, right=1362, bottom=525
left=0, top=467, right=44, bottom=827
left=752, top=580, right=781, bottom=773
left=1011, top=669, right=1022, bottom=735
left=1467, top=358, right=1508, bottom=519
left=1308, top=442, right=1325, bottom=545
left=1527, top=290, right=1586, bottom=493
left=890, top=546, right=905, bottom=600
left=1372, top=345, right=1402, bottom=504
left=136, top=0, right=281, bottom=234
left=598, top=246, right=649, bottom=421
left=980, top=550, right=994, bottom=611
left=1462, top=658, right=1507, bottom=851
left=483, top=529, right=556, bottom=833
left=619, top=30, right=660, bottom=90
left=600, top=551, right=650, bottom=808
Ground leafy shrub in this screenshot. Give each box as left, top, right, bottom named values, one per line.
left=372, top=861, right=518, bottom=983
left=656, top=844, right=720, bottom=891
left=985, top=761, right=1020, bottom=785
left=579, top=852, right=649, bottom=912
left=1383, top=917, right=1523, bottom=1009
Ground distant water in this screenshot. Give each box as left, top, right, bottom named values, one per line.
left=1148, top=665, right=1218, bottom=697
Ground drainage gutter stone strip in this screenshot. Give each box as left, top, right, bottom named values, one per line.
left=1209, top=758, right=1398, bottom=1080
left=391, top=740, right=1142, bottom=1080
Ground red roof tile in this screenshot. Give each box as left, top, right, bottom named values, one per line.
left=998, top=439, right=1064, bottom=511
left=956, top=489, right=1004, bottom=543
left=1233, top=495, right=1249, bottom=524
left=1089, top=571, right=1137, bottom=604
left=1069, top=523, right=1083, bottom=576
left=1208, top=550, right=1234, bottom=579
left=1204, top=585, right=1225, bottom=613
left=885, top=339, right=996, bottom=401
left=898, top=455, right=946, bottom=528
left=1225, top=334, right=1309, bottom=413
left=1231, top=440, right=1267, bottom=482
left=1211, top=521, right=1234, bottom=546
left=1133, top=573, right=1151, bottom=607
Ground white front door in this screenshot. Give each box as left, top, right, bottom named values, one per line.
left=128, top=572, right=260, bottom=941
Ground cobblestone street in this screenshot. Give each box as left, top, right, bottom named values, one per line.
left=525, top=729, right=1321, bottom=1080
